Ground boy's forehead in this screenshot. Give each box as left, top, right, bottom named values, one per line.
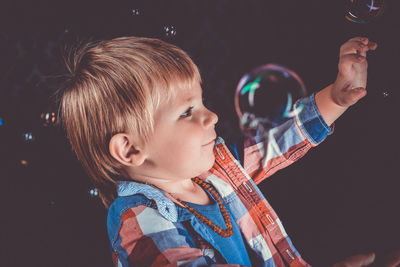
left=169, top=81, right=202, bottom=105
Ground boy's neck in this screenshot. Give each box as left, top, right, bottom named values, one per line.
left=150, top=178, right=212, bottom=205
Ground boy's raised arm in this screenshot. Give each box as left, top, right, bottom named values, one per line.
left=315, top=37, right=377, bottom=126
left=241, top=37, right=377, bottom=185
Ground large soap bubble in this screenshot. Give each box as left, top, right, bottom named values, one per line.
left=345, top=0, right=385, bottom=23
left=234, top=64, right=307, bottom=135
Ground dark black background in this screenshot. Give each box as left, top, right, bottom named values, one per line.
left=0, top=0, right=399, bottom=266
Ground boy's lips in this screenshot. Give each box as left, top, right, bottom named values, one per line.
left=203, top=137, right=216, bottom=146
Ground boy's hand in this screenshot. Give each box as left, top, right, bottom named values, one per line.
left=332, top=249, right=400, bottom=267
left=332, top=252, right=375, bottom=267
left=315, top=37, right=377, bottom=126
left=331, top=37, right=378, bottom=107
left=375, top=248, right=400, bottom=267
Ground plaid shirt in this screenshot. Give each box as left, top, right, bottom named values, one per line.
left=107, top=93, right=332, bottom=266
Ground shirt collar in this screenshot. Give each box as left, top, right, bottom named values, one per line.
left=118, top=180, right=192, bottom=222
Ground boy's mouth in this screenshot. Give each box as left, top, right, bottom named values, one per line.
left=203, top=138, right=216, bottom=146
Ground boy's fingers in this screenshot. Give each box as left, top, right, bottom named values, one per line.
left=341, top=40, right=370, bottom=57
left=368, top=41, right=378, bottom=50
left=379, top=248, right=400, bottom=267
left=348, top=36, right=369, bottom=44
left=340, top=37, right=377, bottom=57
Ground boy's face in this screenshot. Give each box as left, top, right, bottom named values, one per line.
left=143, top=81, right=218, bottom=181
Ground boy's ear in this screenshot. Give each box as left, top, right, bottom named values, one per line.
left=109, top=133, right=147, bottom=167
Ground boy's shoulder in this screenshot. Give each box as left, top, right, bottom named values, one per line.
left=107, top=193, right=156, bottom=246
left=107, top=192, right=193, bottom=251
left=108, top=193, right=155, bottom=218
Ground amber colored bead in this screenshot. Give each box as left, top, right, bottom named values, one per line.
left=177, top=177, right=234, bottom=238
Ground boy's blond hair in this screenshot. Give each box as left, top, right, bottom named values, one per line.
left=56, top=36, right=201, bottom=208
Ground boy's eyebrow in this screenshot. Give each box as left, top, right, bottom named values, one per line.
left=182, top=89, right=203, bottom=104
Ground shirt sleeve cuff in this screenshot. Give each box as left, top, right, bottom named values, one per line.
left=294, top=93, right=333, bottom=146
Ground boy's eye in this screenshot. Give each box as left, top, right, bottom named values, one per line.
left=180, top=106, right=193, bottom=118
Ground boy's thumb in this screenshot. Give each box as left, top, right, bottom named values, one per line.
left=333, top=252, right=376, bottom=267
left=348, top=252, right=376, bottom=266
left=355, top=252, right=376, bottom=266
left=348, top=87, right=367, bottom=105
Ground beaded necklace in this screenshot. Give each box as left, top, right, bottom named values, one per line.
left=175, top=177, right=234, bottom=238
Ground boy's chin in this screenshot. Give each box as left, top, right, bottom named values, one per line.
left=201, top=156, right=216, bottom=173
left=190, top=160, right=215, bottom=178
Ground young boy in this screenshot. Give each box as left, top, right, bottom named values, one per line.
left=58, top=36, right=377, bottom=266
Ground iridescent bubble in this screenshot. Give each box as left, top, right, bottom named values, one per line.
left=22, top=132, right=35, bottom=142
left=383, top=91, right=389, bottom=98
left=132, top=9, right=140, bottom=15
left=89, top=188, right=99, bottom=197
left=345, top=0, right=384, bottom=23
left=163, top=25, right=177, bottom=37
left=58, top=26, right=74, bottom=43
left=234, top=64, right=307, bottom=134
left=40, top=111, right=57, bottom=127
left=20, top=159, right=29, bottom=166
left=0, top=117, right=3, bottom=126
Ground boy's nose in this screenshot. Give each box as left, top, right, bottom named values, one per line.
left=204, top=109, right=218, bottom=127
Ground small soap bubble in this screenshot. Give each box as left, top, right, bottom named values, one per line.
left=132, top=9, right=140, bottom=15
left=382, top=91, right=389, bottom=98
left=20, top=159, right=29, bottom=166
left=163, top=25, right=177, bottom=37
left=49, top=200, right=56, bottom=208
left=40, top=111, right=57, bottom=127
left=22, top=132, right=35, bottom=142
left=345, top=0, right=385, bottom=23
left=0, top=117, right=3, bottom=126
left=89, top=188, right=99, bottom=197
left=58, top=26, right=74, bottom=43
left=234, top=64, right=307, bottom=135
